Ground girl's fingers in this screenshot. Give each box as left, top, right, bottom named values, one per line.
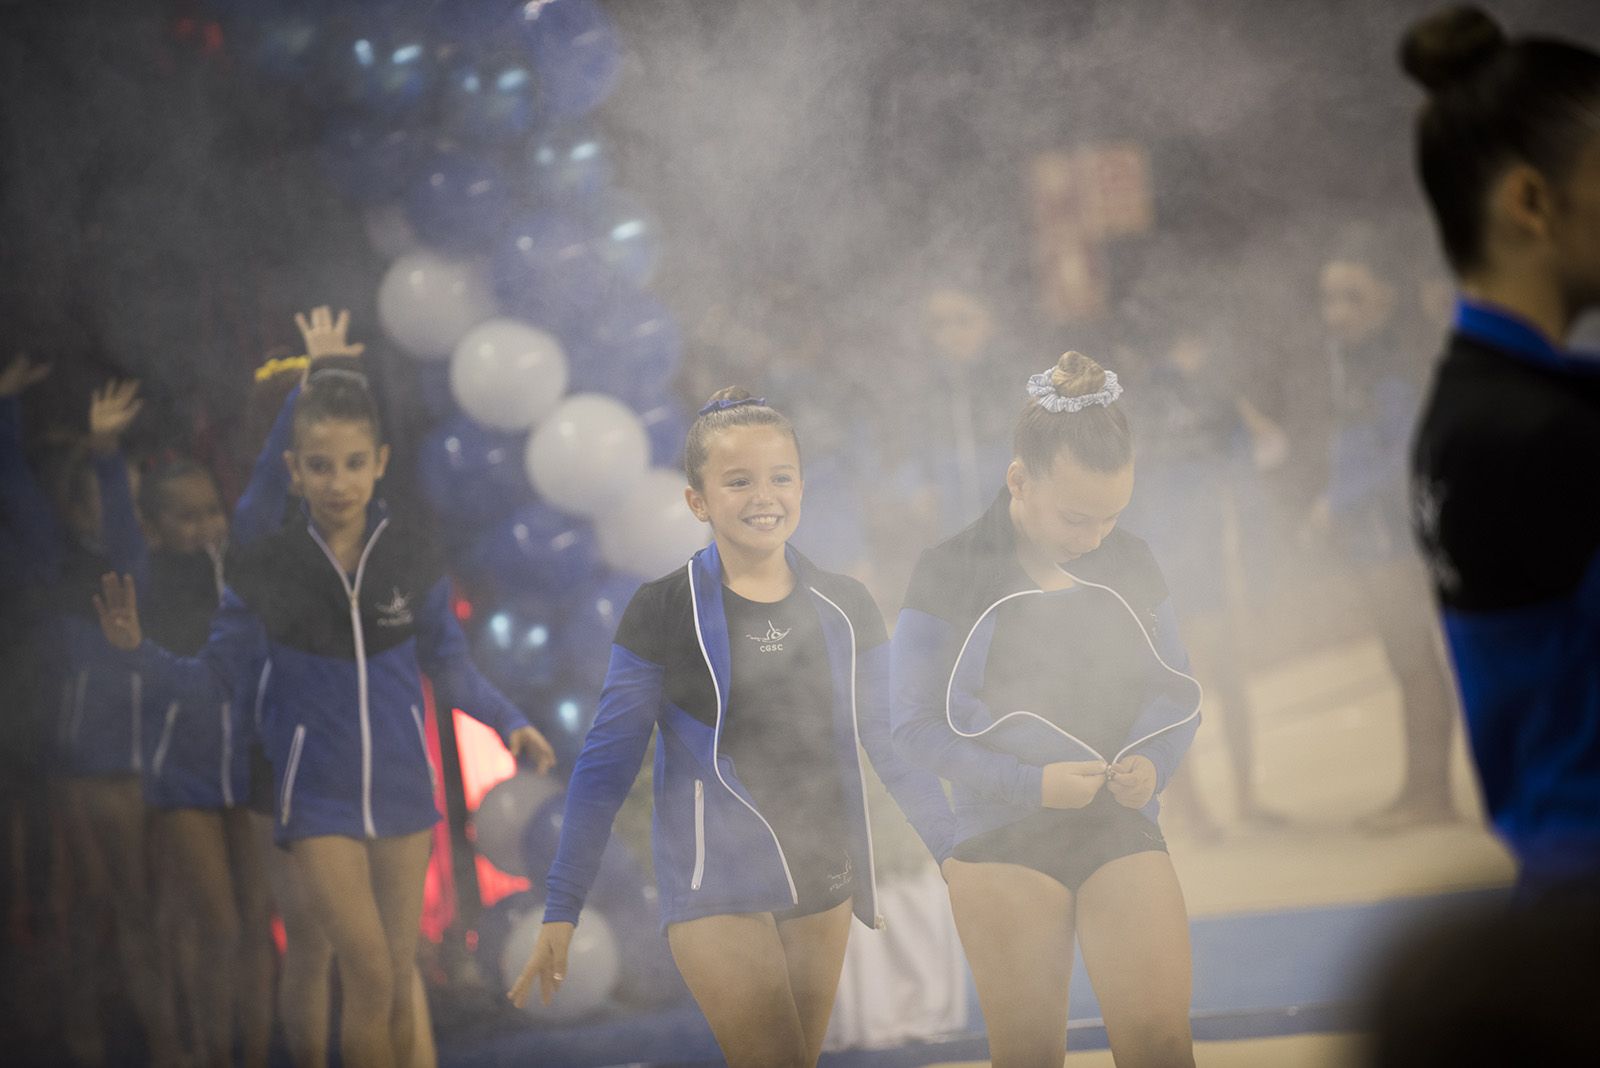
left=294, top=312, right=312, bottom=338
left=334, top=308, right=350, bottom=336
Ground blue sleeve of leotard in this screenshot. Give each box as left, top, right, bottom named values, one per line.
left=93, top=449, right=147, bottom=589
left=542, top=643, right=663, bottom=925
left=231, top=384, right=299, bottom=549
left=857, top=640, right=955, bottom=863
left=414, top=579, right=532, bottom=746
left=130, top=587, right=269, bottom=711
left=1122, top=598, right=1203, bottom=794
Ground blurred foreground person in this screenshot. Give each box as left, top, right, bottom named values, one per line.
left=1404, top=6, right=1600, bottom=892
left=893, top=351, right=1201, bottom=1067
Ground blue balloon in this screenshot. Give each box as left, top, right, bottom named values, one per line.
left=425, top=0, right=522, bottom=48
left=554, top=571, right=640, bottom=687
left=493, top=210, right=618, bottom=331
left=524, top=124, right=613, bottom=206
left=440, top=57, right=543, bottom=144
left=518, top=791, right=632, bottom=887
left=462, top=502, right=601, bottom=598
left=563, top=291, right=683, bottom=409
left=405, top=148, right=513, bottom=250
left=586, top=193, right=662, bottom=288
left=416, top=416, right=536, bottom=533
left=471, top=595, right=565, bottom=701
left=319, top=119, right=430, bottom=204
left=411, top=362, right=459, bottom=423
left=333, top=25, right=438, bottom=116
left=638, top=402, right=689, bottom=469
left=517, top=0, right=623, bottom=120
left=542, top=686, right=599, bottom=762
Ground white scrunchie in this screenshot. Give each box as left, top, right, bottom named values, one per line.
left=1026, top=368, right=1122, bottom=413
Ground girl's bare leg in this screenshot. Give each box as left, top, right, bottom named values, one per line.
left=668, top=911, right=809, bottom=1068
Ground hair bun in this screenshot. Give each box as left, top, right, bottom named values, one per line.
left=704, top=386, right=754, bottom=407
left=1401, top=5, right=1507, bottom=93
left=1049, top=351, right=1107, bottom=398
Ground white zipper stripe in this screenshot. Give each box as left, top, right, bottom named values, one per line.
left=691, top=779, right=706, bottom=890
left=280, top=724, right=307, bottom=826
left=809, top=586, right=881, bottom=926
left=410, top=705, right=437, bottom=796
left=130, top=672, right=143, bottom=772
left=253, top=661, right=272, bottom=733
left=944, top=577, right=1203, bottom=766
left=687, top=562, right=798, bottom=904
left=220, top=702, right=234, bottom=808
left=151, top=702, right=180, bottom=779
left=308, top=517, right=390, bottom=839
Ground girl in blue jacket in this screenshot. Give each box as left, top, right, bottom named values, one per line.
left=96, top=368, right=556, bottom=1068
left=1402, top=6, right=1600, bottom=893
left=892, top=351, right=1202, bottom=1067
left=5, top=373, right=185, bottom=1064
left=511, top=389, right=954, bottom=1068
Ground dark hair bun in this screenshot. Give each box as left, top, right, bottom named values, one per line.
left=1401, top=6, right=1507, bottom=93
left=1048, top=351, right=1107, bottom=398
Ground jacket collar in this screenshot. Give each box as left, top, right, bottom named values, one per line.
left=1453, top=298, right=1600, bottom=376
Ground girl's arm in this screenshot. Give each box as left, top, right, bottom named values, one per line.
left=95, top=573, right=267, bottom=711
left=88, top=381, right=148, bottom=583
left=541, top=643, right=663, bottom=925
left=414, top=579, right=554, bottom=770
left=230, top=382, right=299, bottom=549
left=858, top=637, right=956, bottom=862
left=1120, top=598, right=1202, bottom=793
left=890, top=606, right=1045, bottom=807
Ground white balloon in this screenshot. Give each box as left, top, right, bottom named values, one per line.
left=596, top=468, right=709, bottom=579
left=377, top=250, right=496, bottom=360
left=471, top=771, right=563, bottom=876
left=450, top=319, right=570, bottom=432
left=363, top=202, right=419, bottom=260
left=524, top=394, right=649, bottom=517
left=502, top=907, right=620, bottom=1022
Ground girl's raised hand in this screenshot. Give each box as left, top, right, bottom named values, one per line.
left=508, top=725, right=557, bottom=774
left=0, top=354, right=51, bottom=397
left=1106, top=755, right=1157, bottom=809
left=1041, top=759, right=1108, bottom=809
left=93, top=572, right=143, bottom=651
left=88, top=380, right=144, bottom=453
left=294, top=306, right=365, bottom=369
left=508, top=920, right=573, bottom=1008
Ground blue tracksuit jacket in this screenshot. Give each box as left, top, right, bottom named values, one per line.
left=128, top=499, right=530, bottom=843
left=542, top=541, right=955, bottom=931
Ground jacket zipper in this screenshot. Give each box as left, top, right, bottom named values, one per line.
left=220, top=702, right=234, bottom=808
left=151, top=702, right=180, bottom=780
left=411, top=705, right=437, bottom=796
left=945, top=579, right=1203, bottom=766
left=280, top=724, right=307, bottom=827
left=809, top=587, right=883, bottom=928
left=687, top=564, right=798, bottom=904
left=308, top=517, right=390, bottom=839
left=691, top=779, right=706, bottom=890
left=129, top=672, right=143, bottom=772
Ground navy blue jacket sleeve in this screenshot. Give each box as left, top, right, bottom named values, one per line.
left=891, top=607, right=1045, bottom=806
left=0, top=395, right=62, bottom=586
left=1119, top=597, right=1202, bottom=793
left=131, top=587, right=267, bottom=710
left=414, top=579, right=530, bottom=746
left=543, top=643, right=663, bottom=925
left=857, top=639, right=955, bottom=863
left=93, top=449, right=147, bottom=587
left=231, top=384, right=299, bottom=549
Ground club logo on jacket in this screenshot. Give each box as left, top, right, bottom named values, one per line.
left=1412, top=478, right=1460, bottom=595
left=376, top=587, right=414, bottom=628
left=747, top=621, right=791, bottom=653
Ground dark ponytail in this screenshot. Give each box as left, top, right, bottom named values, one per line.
left=1401, top=6, right=1600, bottom=274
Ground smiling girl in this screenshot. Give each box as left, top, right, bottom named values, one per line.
left=510, top=388, right=953, bottom=1067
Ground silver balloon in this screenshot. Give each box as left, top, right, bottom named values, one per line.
left=450, top=318, right=570, bottom=432
left=523, top=393, right=649, bottom=517
left=377, top=250, right=496, bottom=360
